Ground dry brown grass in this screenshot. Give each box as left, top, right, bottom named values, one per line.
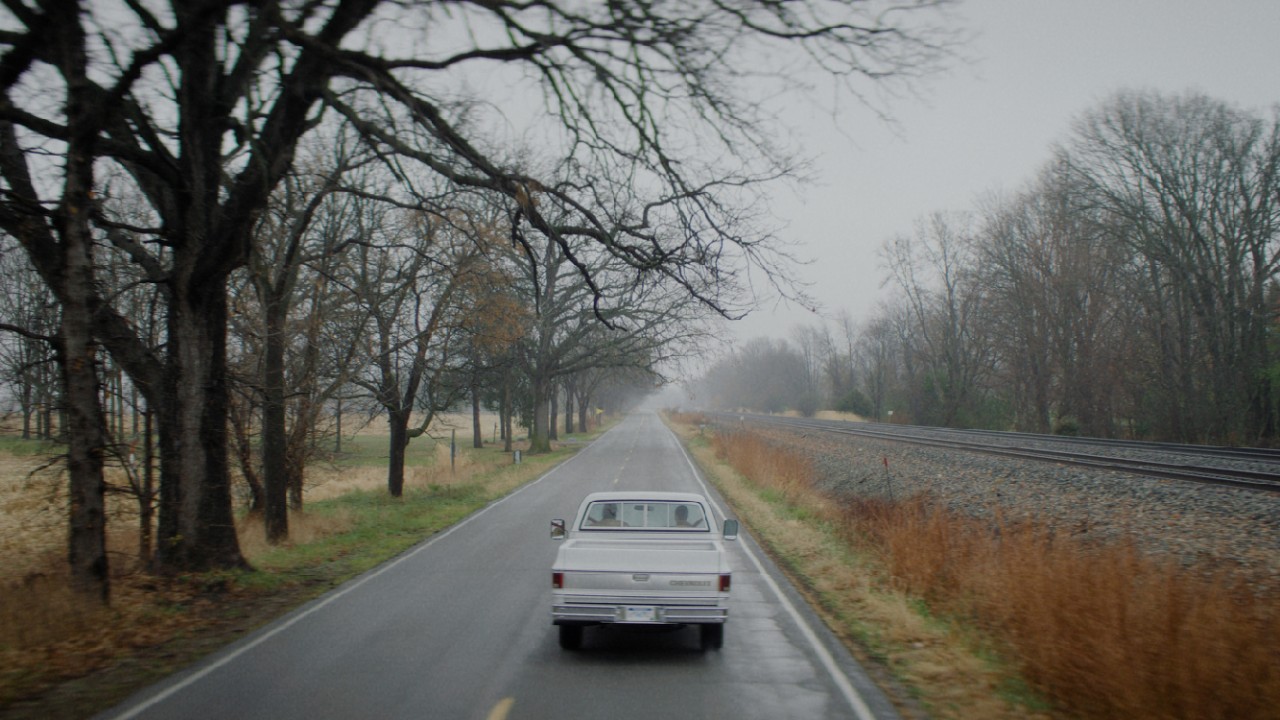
left=667, top=417, right=1033, bottom=719
left=858, top=499, right=1280, bottom=719
left=0, top=456, right=66, bottom=582
left=0, top=563, right=254, bottom=707
left=236, top=508, right=358, bottom=560
left=304, top=437, right=501, bottom=501
left=0, top=412, right=519, bottom=575
left=687, top=417, right=1280, bottom=720
left=795, top=410, right=869, bottom=423
left=3, top=469, right=157, bottom=699
left=0, top=418, right=524, bottom=653
left=0, top=571, right=104, bottom=650
left=0, top=501, right=354, bottom=659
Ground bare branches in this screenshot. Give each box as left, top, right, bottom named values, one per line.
left=0, top=0, right=957, bottom=568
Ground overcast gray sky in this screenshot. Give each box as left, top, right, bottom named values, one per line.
left=728, top=0, right=1280, bottom=343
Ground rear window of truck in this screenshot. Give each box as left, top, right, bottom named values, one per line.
left=581, top=501, right=709, bottom=531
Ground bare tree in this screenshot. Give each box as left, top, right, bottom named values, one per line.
left=828, top=309, right=867, bottom=415
left=504, top=228, right=715, bottom=452
left=882, top=212, right=994, bottom=427
left=340, top=206, right=479, bottom=496
left=1067, top=91, right=1280, bottom=442
left=235, top=129, right=375, bottom=542
left=852, top=307, right=901, bottom=421
left=451, top=222, right=531, bottom=450
left=0, top=0, right=955, bottom=575
left=791, top=324, right=827, bottom=416
left=0, top=241, right=59, bottom=438
left=977, top=161, right=1131, bottom=435
left=0, top=2, right=111, bottom=598
left=570, top=367, right=608, bottom=433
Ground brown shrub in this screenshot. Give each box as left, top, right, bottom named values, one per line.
left=712, top=428, right=1280, bottom=719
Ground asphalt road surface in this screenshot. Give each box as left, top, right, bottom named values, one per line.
left=99, top=412, right=901, bottom=720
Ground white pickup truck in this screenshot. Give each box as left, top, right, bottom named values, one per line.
left=550, top=491, right=739, bottom=651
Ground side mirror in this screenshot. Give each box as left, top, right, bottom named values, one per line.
left=722, top=519, right=739, bottom=541
left=550, top=519, right=566, bottom=539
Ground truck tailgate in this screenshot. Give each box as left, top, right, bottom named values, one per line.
left=554, top=538, right=723, bottom=575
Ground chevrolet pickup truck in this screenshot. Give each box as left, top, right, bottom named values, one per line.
left=550, top=491, right=739, bottom=651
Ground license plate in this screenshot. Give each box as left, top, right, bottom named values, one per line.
left=623, top=606, right=656, bottom=622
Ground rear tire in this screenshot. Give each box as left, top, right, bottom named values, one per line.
left=559, top=624, right=584, bottom=650
left=699, top=623, right=724, bottom=651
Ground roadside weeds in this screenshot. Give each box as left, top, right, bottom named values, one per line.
left=667, top=415, right=1036, bottom=720
left=667, top=413, right=1280, bottom=720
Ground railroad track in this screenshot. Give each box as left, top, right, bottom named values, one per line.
left=702, top=412, right=1280, bottom=494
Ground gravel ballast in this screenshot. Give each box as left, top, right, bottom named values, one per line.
left=722, top=421, right=1280, bottom=590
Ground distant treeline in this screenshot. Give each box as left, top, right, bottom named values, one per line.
left=695, top=90, right=1280, bottom=446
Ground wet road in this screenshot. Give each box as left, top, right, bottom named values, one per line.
left=99, top=412, right=900, bottom=720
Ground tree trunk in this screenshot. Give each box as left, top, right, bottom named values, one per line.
left=20, top=382, right=31, bottom=440
left=154, top=284, right=247, bottom=572
left=335, top=396, right=343, bottom=454
left=387, top=408, right=410, bottom=497
left=503, top=374, right=514, bottom=453
left=138, top=408, right=155, bottom=567
left=261, top=300, right=289, bottom=543
left=62, top=325, right=109, bottom=603
left=58, top=9, right=109, bottom=602
left=232, top=408, right=265, bottom=514
left=286, top=407, right=307, bottom=511
left=564, top=378, right=575, bottom=435
left=287, top=453, right=305, bottom=510
left=60, top=242, right=110, bottom=603
left=549, top=384, right=559, bottom=442
left=472, top=381, right=483, bottom=448
left=530, top=374, right=552, bottom=453
left=576, top=386, right=590, bottom=432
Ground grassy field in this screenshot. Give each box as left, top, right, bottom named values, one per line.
left=0, top=418, right=595, bottom=718
left=666, top=412, right=1280, bottom=720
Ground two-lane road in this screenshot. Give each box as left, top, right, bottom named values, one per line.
left=100, top=412, right=899, bottom=720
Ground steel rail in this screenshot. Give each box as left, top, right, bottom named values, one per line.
left=705, top=412, right=1280, bottom=494
left=943, top=427, right=1280, bottom=464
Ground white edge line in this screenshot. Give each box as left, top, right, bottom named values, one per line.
left=665, top=421, right=879, bottom=720
left=106, top=436, right=604, bottom=720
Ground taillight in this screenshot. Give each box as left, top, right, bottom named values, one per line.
left=719, top=574, right=731, bottom=592
left=552, top=572, right=564, bottom=589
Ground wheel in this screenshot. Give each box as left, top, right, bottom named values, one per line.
left=559, top=624, right=584, bottom=650
left=699, top=623, right=724, bottom=651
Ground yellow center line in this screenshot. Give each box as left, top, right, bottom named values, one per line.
left=487, top=697, right=515, bottom=720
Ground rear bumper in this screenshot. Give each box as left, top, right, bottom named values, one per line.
left=552, top=596, right=728, bottom=625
